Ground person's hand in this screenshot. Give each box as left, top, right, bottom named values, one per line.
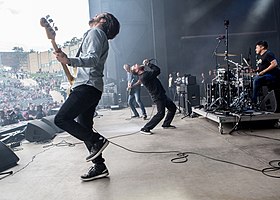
left=54, top=50, right=70, bottom=65
left=142, top=59, right=149, bottom=66
left=258, top=70, right=265, bottom=76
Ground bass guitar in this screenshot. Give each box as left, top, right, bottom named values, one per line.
left=40, top=15, right=75, bottom=85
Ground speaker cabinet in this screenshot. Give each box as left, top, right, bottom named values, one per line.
left=25, top=120, right=57, bottom=142
left=185, top=76, right=197, bottom=85
left=185, top=85, right=200, bottom=115
left=0, top=141, right=19, bottom=172
left=99, top=93, right=118, bottom=107
left=140, top=86, right=153, bottom=107
left=260, top=89, right=280, bottom=113
left=41, top=115, right=64, bottom=133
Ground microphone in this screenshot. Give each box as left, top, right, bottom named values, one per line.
left=216, top=35, right=225, bottom=40
left=143, top=58, right=155, bottom=66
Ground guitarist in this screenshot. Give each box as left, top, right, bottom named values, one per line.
left=123, top=64, right=147, bottom=119
left=54, top=12, right=120, bottom=182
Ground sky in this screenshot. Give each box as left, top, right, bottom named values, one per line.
left=0, top=0, right=89, bottom=52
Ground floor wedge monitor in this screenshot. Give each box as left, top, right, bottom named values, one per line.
left=25, top=120, right=57, bottom=142
left=0, top=141, right=20, bottom=172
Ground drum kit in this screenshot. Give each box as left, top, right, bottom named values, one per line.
left=206, top=52, right=255, bottom=112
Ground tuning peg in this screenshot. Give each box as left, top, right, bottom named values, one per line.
left=46, top=15, right=50, bottom=19
left=48, top=19, right=53, bottom=23
left=54, top=26, right=58, bottom=31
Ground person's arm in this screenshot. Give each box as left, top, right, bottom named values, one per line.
left=143, top=64, right=160, bottom=81
left=55, top=28, right=106, bottom=67
left=258, top=59, right=278, bottom=76
left=131, top=79, right=142, bottom=88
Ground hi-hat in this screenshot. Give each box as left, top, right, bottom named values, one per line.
left=215, top=53, right=237, bottom=57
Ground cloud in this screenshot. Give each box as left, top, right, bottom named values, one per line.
left=8, top=8, right=20, bottom=15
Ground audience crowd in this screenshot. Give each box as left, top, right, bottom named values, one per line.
left=0, top=71, right=63, bottom=126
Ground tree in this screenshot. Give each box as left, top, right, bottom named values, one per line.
left=12, top=47, right=24, bottom=52
left=11, top=47, right=27, bottom=71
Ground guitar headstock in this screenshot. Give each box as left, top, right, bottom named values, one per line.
left=40, top=15, right=58, bottom=40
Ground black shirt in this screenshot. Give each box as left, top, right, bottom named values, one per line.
left=139, top=64, right=166, bottom=101
left=257, top=50, right=279, bottom=75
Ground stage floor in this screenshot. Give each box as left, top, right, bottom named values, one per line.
left=1, top=107, right=280, bottom=200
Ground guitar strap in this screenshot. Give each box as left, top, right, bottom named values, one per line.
left=76, top=30, right=90, bottom=57
left=72, top=30, right=91, bottom=78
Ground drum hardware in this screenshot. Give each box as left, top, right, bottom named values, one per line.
left=227, top=59, right=241, bottom=96
left=207, top=20, right=254, bottom=112
left=230, top=89, right=251, bottom=112
left=206, top=59, right=254, bottom=112
left=207, top=81, right=228, bottom=111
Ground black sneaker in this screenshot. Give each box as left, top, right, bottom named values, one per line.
left=143, top=114, right=147, bottom=120
left=140, top=128, right=152, bottom=135
left=81, top=163, right=109, bottom=181
left=162, top=125, right=176, bottom=129
left=86, top=137, right=109, bottom=162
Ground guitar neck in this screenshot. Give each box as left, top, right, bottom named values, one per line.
left=51, top=40, right=74, bottom=85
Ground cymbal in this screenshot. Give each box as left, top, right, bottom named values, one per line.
left=215, top=53, right=237, bottom=57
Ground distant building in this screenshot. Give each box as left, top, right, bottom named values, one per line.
left=0, top=43, right=80, bottom=74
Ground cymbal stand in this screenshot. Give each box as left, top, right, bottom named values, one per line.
left=208, top=79, right=227, bottom=111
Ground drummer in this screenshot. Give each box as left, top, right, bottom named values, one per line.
left=252, top=40, right=280, bottom=105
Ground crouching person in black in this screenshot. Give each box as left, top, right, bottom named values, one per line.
left=130, top=59, right=177, bottom=134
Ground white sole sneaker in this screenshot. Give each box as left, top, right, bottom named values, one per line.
left=140, top=130, right=153, bottom=135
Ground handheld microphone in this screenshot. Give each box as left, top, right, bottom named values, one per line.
left=216, top=35, right=225, bottom=40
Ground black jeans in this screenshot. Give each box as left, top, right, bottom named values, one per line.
left=54, top=84, right=104, bottom=164
left=143, top=95, right=177, bottom=130
left=252, top=74, right=276, bottom=103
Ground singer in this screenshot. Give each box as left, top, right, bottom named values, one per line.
left=252, top=41, right=280, bottom=106
left=131, top=59, right=177, bottom=134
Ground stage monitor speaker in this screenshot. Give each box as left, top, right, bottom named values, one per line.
left=41, top=115, right=64, bottom=133
left=0, top=141, right=19, bottom=172
left=25, top=120, right=57, bottom=142
left=260, top=89, right=280, bottom=113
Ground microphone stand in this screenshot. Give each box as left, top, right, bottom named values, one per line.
left=224, top=19, right=230, bottom=109
left=208, top=38, right=225, bottom=111
left=213, top=39, right=222, bottom=72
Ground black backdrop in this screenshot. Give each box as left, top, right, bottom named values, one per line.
left=88, top=0, right=280, bottom=89
left=164, top=0, right=280, bottom=77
